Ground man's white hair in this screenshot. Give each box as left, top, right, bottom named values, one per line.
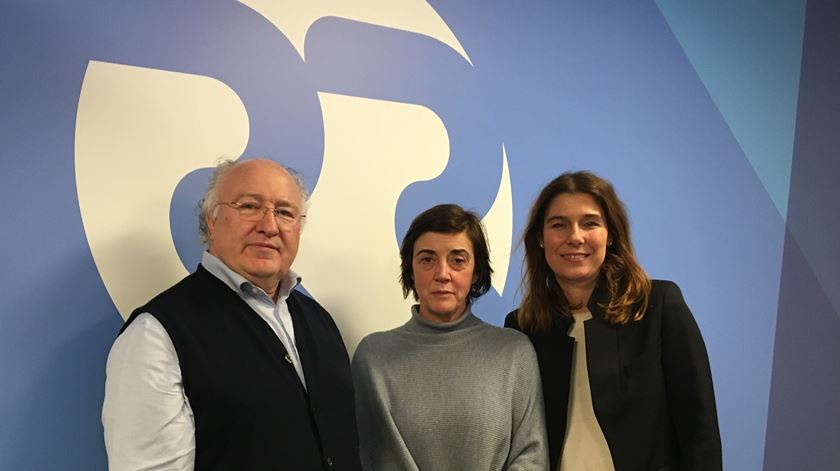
left=197, top=158, right=309, bottom=245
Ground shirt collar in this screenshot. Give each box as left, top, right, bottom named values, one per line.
left=201, top=251, right=301, bottom=302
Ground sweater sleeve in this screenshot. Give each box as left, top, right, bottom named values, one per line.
left=506, top=338, right=550, bottom=471
left=659, top=281, right=722, bottom=471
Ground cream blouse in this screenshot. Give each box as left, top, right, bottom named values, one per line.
left=559, top=310, right=616, bottom=471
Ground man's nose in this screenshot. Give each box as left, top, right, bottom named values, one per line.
left=255, top=208, right=280, bottom=235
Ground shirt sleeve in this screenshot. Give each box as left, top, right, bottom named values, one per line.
left=660, top=282, right=723, bottom=471
left=102, top=313, right=196, bottom=471
left=506, top=339, right=550, bottom=471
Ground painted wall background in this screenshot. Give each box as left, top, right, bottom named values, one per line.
left=1, top=0, right=837, bottom=469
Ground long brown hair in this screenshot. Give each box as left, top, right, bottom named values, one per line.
left=517, top=171, right=650, bottom=333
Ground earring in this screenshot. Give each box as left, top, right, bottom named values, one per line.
left=539, top=242, right=544, bottom=248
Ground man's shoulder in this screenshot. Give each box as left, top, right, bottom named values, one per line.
left=142, top=266, right=217, bottom=305
left=286, top=289, right=347, bottom=339
left=288, top=287, right=321, bottom=307
left=123, top=267, right=226, bottom=332
left=287, top=288, right=333, bottom=319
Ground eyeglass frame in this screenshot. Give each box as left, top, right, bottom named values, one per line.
left=216, top=200, right=306, bottom=226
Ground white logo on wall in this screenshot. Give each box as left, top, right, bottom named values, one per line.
left=75, top=1, right=512, bottom=353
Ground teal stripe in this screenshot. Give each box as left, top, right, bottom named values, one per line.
left=655, top=0, right=806, bottom=219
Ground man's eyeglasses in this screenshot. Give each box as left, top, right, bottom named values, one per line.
left=217, top=201, right=306, bottom=226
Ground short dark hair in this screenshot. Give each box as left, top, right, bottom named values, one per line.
left=399, top=204, right=493, bottom=303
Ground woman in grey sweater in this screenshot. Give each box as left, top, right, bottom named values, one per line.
left=352, top=204, right=549, bottom=471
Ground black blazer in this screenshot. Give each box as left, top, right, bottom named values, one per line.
left=505, top=280, right=721, bottom=471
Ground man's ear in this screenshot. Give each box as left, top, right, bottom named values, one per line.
left=205, top=213, right=216, bottom=241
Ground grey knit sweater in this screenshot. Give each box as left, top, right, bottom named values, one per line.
left=352, top=306, right=549, bottom=471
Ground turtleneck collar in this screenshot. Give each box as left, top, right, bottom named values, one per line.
left=403, top=304, right=482, bottom=334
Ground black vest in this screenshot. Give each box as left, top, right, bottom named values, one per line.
left=121, top=265, right=361, bottom=470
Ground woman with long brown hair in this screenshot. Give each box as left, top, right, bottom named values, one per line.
left=506, top=171, right=721, bottom=471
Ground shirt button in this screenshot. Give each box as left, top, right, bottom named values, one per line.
left=284, top=353, right=293, bottom=364
left=326, top=457, right=333, bottom=467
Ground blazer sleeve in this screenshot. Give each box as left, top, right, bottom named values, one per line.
left=659, top=281, right=722, bottom=471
